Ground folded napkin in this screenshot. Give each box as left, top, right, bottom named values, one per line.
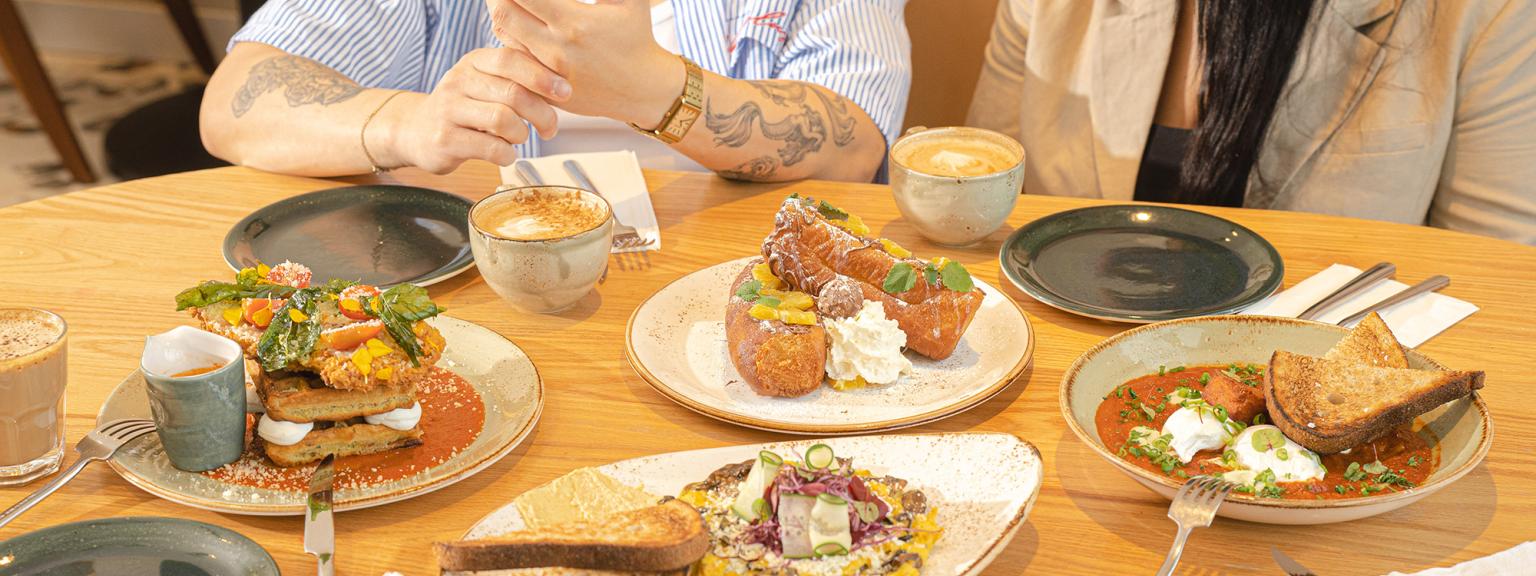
left=498, top=151, right=661, bottom=252
left=1385, top=542, right=1536, bottom=576
left=1239, top=264, right=1478, bottom=348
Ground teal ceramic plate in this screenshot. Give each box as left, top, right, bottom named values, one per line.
left=999, top=205, right=1283, bottom=323
left=0, top=516, right=278, bottom=575
left=223, top=185, right=474, bottom=287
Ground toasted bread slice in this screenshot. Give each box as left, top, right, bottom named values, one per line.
left=1325, top=312, right=1409, bottom=368
left=434, top=499, right=708, bottom=572
left=1266, top=350, right=1484, bottom=453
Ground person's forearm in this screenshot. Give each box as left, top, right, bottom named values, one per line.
left=201, top=43, right=415, bottom=177
left=663, top=72, right=887, bottom=183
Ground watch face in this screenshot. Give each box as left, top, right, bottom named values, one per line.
left=665, top=107, right=702, bottom=141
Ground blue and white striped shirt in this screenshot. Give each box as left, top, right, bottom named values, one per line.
left=231, top=0, right=912, bottom=164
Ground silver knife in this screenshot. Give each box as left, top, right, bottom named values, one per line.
left=305, top=454, right=336, bottom=576
left=1298, top=262, right=1395, bottom=320
left=1271, top=546, right=1317, bottom=576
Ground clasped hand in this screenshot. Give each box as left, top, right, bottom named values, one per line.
left=380, top=0, right=681, bottom=174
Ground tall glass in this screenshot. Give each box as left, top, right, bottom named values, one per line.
left=0, top=308, right=68, bottom=486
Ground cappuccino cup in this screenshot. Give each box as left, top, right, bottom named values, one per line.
left=469, top=185, right=614, bottom=313
left=890, top=126, right=1025, bottom=246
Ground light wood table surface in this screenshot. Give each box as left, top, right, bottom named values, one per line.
left=1, top=164, right=1533, bottom=575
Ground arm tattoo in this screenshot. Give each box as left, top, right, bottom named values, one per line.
left=232, top=55, right=365, bottom=118
left=705, top=80, right=860, bottom=181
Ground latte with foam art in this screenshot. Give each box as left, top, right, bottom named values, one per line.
left=893, top=133, right=1021, bottom=178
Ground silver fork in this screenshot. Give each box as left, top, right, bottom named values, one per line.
left=1156, top=476, right=1235, bottom=576
left=0, top=418, right=157, bottom=529
left=561, top=160, right=656, bottom=254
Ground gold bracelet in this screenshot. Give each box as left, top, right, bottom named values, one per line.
left=630, top=56, right=703, bottom=144
left=361, top=90, right=408, bottom=174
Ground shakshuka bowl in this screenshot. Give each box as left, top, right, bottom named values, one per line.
left=1060, top=315, right=1491, bottom=525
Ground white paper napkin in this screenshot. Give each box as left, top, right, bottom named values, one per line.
left=1385, top=542, right=1536, bottom=576
left=498, top=151, right=660, bottom=252
left=1239, top=264, right=1478, bottom=348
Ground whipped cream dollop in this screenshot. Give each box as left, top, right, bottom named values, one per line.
left=364, top=402, right=422, bottom=431
left=824, top=301, right=913, bottom=386
left=257, top=414, right=313, bottom=446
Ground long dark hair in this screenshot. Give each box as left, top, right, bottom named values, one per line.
left=1179, top=0, right=1321, bottom=206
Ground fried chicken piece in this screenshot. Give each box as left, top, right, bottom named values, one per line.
left=190, top=301, right=445, bottom=391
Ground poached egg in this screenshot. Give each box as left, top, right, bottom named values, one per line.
left=1160, top=405, right=1234, bottom=464
left=1231, top=425, right=1326, bottom=482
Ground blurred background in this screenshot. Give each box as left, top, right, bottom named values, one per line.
left=0, top=0, right=998, bottom=208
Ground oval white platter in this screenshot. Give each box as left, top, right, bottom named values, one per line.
left=455, top=432, right=1043, bottom=576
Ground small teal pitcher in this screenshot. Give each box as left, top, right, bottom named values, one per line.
left=140, top=326, right=247, bottom=472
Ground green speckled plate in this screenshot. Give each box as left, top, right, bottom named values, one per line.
left=97, top=316, right=542, bottom=515
left=0, top=516, right=277, bottom=576
left=1000, top=205, right=1283, bottom=323
left=223, top=185, right=474, bottom=287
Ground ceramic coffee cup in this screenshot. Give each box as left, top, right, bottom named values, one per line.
left=469, top=185, right=615, bottom=313
left=889, top=126, right=1025, bottom=246
left=140, top=326, right=247, bottom=472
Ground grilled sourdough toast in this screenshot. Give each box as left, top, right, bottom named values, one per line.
left=434, top=499, right=708, bottom=572
left=1266, top=350, right=1484, bottom=454
left=1323, top=313, right=1409, bottom=368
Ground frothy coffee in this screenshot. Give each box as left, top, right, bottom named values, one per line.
left=474, top=187, right=609, bottom=241
left=893, top=134, right=1021, bottom=178
left=0, top=309, right=67, bottom=471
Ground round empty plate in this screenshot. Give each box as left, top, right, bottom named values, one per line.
left=223, top=185, right=474, bottom=287
left=0, top=516, right=278, bottom=576
left=999, top=205, right=1283, bottom=322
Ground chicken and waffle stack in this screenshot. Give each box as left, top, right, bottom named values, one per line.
left=174, top=262, right=447, bottom=467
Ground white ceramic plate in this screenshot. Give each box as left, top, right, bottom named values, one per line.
left=626, top=257, right=1034, bottom=434
left=454, top=433, right=1043, bottom=576
left=1060, top=315, right=1492, bottom=525
left=98, top=315, right=543, bottom=515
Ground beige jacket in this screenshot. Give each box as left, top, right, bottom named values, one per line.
left=968, top=0, right=1536, bottom=245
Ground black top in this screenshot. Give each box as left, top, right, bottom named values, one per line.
left=1133, top=124, right=1193, bottom=203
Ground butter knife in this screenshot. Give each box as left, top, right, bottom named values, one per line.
left=305, top=454, right=336, bottom=576
left=1297, top=262, right=1395, bottom=320
left=1272, top=546, right=1317, bottom=576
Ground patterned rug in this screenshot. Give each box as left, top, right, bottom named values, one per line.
left=0, top=53, right=204, bottom=208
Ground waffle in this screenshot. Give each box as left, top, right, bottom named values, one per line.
left=256, top=368, right=417, bottom=423
left=263, top=420, right=424, bottom=467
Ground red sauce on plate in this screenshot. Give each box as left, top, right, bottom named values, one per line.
left=204, top=367, right=485, bottom=492
left=1094, top=364, right=1438, bottom=500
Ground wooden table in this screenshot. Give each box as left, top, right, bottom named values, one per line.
left=2, top=164, right=1533, bottom=575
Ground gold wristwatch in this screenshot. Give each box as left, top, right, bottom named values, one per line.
left=631, top=56, right=703, bottom=144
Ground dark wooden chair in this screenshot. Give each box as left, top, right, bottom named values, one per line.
left=0, top=0, right=217, bottom=183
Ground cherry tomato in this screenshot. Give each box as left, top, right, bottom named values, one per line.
left=320, top=321, right=384, bottom=351
left=266, top=262, right=312, bottom=288
left=241, top=298, right=282, bottom=329
left=338, top=285, right=380, bottom=320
